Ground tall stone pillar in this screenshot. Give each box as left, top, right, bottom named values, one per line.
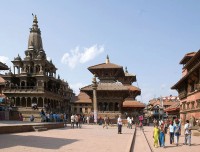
left=92, top=74, right=98, bottom=124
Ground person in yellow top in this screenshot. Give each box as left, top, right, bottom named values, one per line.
left=153, top=124, right=160, bottom=148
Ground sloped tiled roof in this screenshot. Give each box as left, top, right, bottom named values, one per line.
left=126, top=85, right=141, bottom=92
left=125, top=72, right=135, bottom=77
left=0, top=76, right=6, bottom=85
left=88, top=62, right=123, bottom=69
left=165, top=102, right=180, bottom=112
left=81, top=82, right=128, bottom=91
left=179, top=52, right=196, bottom=64
left=148, top=99, right=178, bottom=107
left=72, top=92, right=92, bottom=104
left=123, top=98, right=145, bottom=108
left=0, top=62, right=8, bottom=70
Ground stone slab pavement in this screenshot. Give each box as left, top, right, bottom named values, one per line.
left=0, top=124, right=135, bottom=152
left=143, top=125, right=200, bottom=152
left=133, top=128, right=151, bottom=152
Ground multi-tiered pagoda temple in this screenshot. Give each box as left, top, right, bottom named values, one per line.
left=2, top=15, right=74, bottom=117
left=73, top=56, right=145, bottom=120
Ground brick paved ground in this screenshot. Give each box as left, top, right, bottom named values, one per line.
left=0, top=124, right=135, bottom=152
left=143, top=125, right=200, bottom=152
left=133, top=128, right=151, bottom=152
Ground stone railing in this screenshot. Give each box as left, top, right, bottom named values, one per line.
left=3, top=86, right=44, bottom=93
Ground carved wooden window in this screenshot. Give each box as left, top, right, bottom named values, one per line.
left=187, top=102, right=190, bottom=110
left=191, top=101, right=195, bottom=109
left=182, top=102, right=186, bottom=110
left=180, top=104, right=182, bottom=110
left=196, top=99, right=200, bottom=108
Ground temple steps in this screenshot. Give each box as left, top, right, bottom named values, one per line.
left=32, top=125, right=48, bottom=132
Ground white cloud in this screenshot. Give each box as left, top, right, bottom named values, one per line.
left=0, top=56, right=11, bottom=74
left=0, top=56, right=9, bottom=65
left=61, top=44, right=104, bottom=69
left=47, top=56, right=51, bottom=61
left=69, top=82, right=87, bottom=95
left=161, top=84, right=166, bottom=89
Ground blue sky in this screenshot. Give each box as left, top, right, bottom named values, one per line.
left=0, top=0, right=200, bottom=103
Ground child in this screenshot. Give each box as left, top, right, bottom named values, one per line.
left=153, top=124, right=160, bottom=148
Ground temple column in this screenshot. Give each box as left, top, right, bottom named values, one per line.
left=18, top=66, right=20, bottom=74
left=92, top=74, right=98, bottom=124
left=119, top=102, right=122, bottom=112
left=36, top=97, right=38, bottom=105
left=42, top=98, right=44, bottom=108
left=54, top=72, right=56, bottom=78
left=13, top=97, right=16, bottom=106
left=13, top=66, right=15, bottom=75
left=19, top=97, right=22, bottom=107
left=25, top=97, right=27, bottom=108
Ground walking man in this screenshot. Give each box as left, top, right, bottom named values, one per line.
left=184, top=120, right=192, bottom=146
left=168, top=121, right=174, bottom=144
left=71, top=114, right=75, bottom=129
left=174, top=121, right=181, bottom=146
left=117, top=115, right=122, bottom=134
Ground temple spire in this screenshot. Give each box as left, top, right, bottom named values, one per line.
left=106, top=55, right=110, bottom=64
left=28, top=14, right=43, bottom=52
left=32, top=15, right=38, bottom=28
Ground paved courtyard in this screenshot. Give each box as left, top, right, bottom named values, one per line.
left=0, top=124, right=134, bottom=152
left=1, top=123, right=199, bottom=152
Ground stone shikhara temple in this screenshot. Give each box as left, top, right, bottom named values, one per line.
left=72, top=56, right=145, bottom=120
left=2, top=15, right=74, bottom=115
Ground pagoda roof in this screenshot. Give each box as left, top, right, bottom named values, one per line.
left=123, top=98, right=145, bottom=108
left=126, top=85, right=141, bottom=92
left=125, top=72, right=135, bottom=77
left=179, top=52, right=196, bottom=64
left=81, top=82, right=128, bottom=91
left=0, top=76, right=6, bottom=85
left=0, top=62, right=9, bottom=70
left=172, top=59, right=200, bottom=89
left=72, top=92, right=92, bottom=104
left=88, top=62, right=123, bottom=70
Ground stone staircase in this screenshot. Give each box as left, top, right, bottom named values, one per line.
left=17, top=107, right=42, bottom=122
left=32, top=125, right=48, bottom=132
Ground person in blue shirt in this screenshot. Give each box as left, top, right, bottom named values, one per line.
left=174, top=121, right=181, bottom=146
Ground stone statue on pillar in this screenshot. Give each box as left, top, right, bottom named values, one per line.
left=92, top=74, right=98, bottom=124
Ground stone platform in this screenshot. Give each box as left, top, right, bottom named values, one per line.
left=0, top=121, right=64, bottom=134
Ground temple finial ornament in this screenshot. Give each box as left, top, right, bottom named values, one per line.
left=106, top=55, right=110, bottom=64
left=125, top=66, right=128, bottom=73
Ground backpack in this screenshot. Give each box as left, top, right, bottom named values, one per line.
left=174, top=126, right=180, bottom=134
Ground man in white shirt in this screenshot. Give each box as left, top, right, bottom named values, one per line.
left=71, top=114, right=75, bottom=129
left=168, top=122, right=174, bottom=144
left=117, top=115, right=122, bottom=134
left=184, top=120, right=192, bottom=146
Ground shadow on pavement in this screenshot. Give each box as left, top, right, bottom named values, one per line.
left=0, top=134, right=78, bottom=150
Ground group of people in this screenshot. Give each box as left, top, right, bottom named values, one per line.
left=70, top=114, right=85, bottom=128
left=153, top=118, right=192, bottom=148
